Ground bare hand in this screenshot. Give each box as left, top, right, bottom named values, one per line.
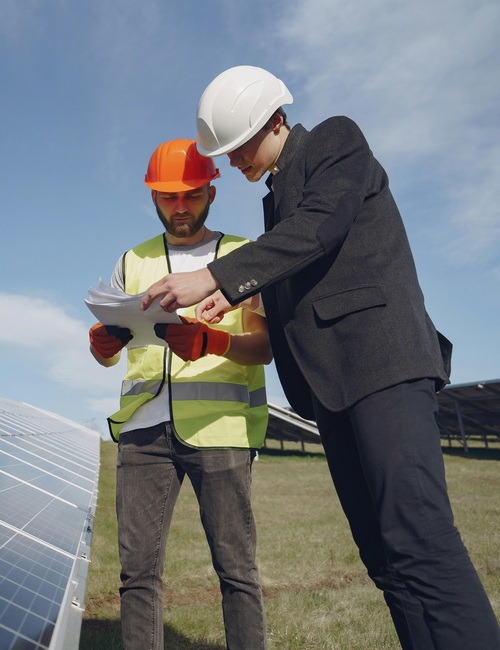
left=141, top=268, right=219, bottom=313
left=195, top=291, right=234, bottom=323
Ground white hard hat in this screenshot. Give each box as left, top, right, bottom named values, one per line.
left=196, top=65, right=293, bottom=157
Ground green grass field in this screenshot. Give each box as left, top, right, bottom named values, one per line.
left=80, top=440, right=500, bottom=649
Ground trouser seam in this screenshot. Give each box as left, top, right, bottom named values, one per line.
left=148, top=461, right=174, bottom=649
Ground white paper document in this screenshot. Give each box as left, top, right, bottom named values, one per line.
left=85, top=279, right=181, bottom=348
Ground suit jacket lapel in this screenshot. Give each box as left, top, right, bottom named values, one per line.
left=263, top=175, right=275, bottom=231
left=272, top=170, right=286, bottom=211
left=263, top=171, right=286, bottom=231
left=267, top=124, right=307, bottom=223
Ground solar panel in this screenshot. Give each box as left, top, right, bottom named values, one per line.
left=266, top=403, right=321, bottom=450
left=0, top=397, right=100, bottom=650
left=436, top=379, right=500, bottom=450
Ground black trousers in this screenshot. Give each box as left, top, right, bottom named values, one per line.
left=313, top=378, right=499, bottom=650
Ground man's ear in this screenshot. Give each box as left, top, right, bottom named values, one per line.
left=208, top=185, right=216, bottom=204
left=151, top=190, right=157, bottom=204
left=271, top=111, right=283, bottom=133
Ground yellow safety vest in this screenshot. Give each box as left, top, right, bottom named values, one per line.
left=107, top=233, right=268, bottom=448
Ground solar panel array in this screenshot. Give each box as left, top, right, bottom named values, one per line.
left=266, top=402, right=320, bottom=450
left=436, top=379, right=500, bottom=449
left=0, top=398, right=100, bottom=650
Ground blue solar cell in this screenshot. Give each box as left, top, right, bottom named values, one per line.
left=0, top=626, right=18, bottom=650
left=5, top=436, right=96, bottom=479
left=0, top=440, right=94, bottom=490
left=1, top=471, right=89, bottom=511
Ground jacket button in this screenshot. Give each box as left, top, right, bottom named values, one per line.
left=244, top=282, right=251, bottom=289
left=250, top=279, right=257, bottom=286
left=238, top=285, right=245, bottom=293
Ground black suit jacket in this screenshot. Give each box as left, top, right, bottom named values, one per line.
left=209, top=117, right=450, bottom=419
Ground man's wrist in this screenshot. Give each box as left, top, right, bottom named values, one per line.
left=203, top=267, right=220, bottom=292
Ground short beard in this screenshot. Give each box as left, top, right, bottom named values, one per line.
left=156, top=201, right=210, bottom=239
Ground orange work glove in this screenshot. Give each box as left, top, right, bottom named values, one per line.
left=154, top=318, right=230, bottom=361
left=89, top=322, right=133, bottom=358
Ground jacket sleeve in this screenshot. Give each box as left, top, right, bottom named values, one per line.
left=208, top=117, right=372, bottom=305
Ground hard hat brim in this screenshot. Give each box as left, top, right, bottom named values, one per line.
left=145, top=172, right=220, bottom=192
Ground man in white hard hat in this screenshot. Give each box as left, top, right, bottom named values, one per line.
left=89, top=139, right=270, bottom=650
left=141, top=67, right=500, bottom=649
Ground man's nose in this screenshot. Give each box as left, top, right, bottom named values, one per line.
left=227, top=149, right=241, bottom=167
left=174, top=198, right=187, bottom=213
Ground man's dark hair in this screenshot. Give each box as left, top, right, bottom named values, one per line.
left=263, top=107, right=290, bottom=132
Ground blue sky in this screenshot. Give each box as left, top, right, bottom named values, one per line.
left=1, top=0, right=499, bottom=435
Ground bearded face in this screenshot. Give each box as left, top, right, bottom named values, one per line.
left=153, top=185, right=213, bottom=241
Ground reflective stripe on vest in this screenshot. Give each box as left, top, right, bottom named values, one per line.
left=172, top=382, right=267, bottom=407
left=121, top=379, right=163, bottom=397
left=121, top=378, right=266, bottom=407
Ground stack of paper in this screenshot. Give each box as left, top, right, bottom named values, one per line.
left=85, top=279, right=181, bottom=348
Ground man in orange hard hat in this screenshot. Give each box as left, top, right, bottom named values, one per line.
left=88, top=139, right=271, bottom=650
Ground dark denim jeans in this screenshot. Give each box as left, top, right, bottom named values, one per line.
left=313, top=379, right=500, bottom=650
left=116, top=422, right=267, bottom=650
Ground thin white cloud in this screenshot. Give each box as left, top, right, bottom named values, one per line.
left=0, top=293, right=123, bottom=398
left=86, top=397, right=122, bottom=417
left=429, top=132, right=500, bottom=265
left=275, top=0, right=500, bottom=263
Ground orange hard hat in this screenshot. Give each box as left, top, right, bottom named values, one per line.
left=144, top=139, right=220, bottom=192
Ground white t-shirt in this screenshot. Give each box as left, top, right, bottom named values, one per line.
left=111, top=233, right=221, bottom=433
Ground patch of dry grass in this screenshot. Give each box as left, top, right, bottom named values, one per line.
left=79, top=441, right=500, bottom=649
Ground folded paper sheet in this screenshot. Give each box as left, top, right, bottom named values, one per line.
left=85, top=279, right=181, bottom=348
